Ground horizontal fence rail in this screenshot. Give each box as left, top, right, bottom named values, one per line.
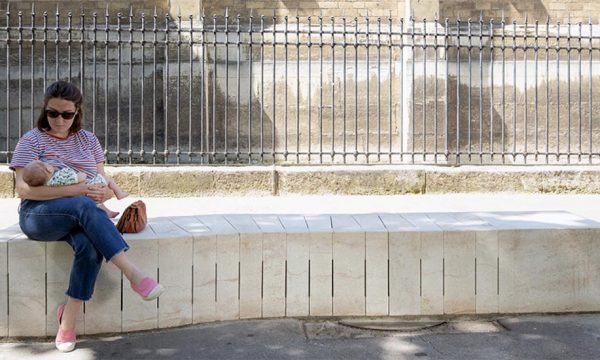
left=1, top=7, right=600, bottom=165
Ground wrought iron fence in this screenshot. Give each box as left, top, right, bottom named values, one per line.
left=1, top=6, right=600, bottom=165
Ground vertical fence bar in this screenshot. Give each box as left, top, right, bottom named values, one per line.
left=331, top=16, right=335, bottom=162
left=105, top=8, right=109, bottom=160
left=129, top=8, right=134, bottom=164
left=578, top=21, right=582, bottom=162
left=248, top=14, right=254, bottom=163
left=55, top=6, right=59, bottom=81
left=512, top=20, right=516, bottom=161
left=43, top=10, right=47, bottom=94
left=422, top=17, right=426, bottom=161
left=589, top=19, right=593, bottom=163
left=67, top=11, right=72, bottom=82
left=152, top=8, right=158, bottom=163
left=523, top=17, right=528, bottom=163
left=456, top=18, right=461, bottom=164
left=260, top=15, right=264, bottom=162
left=343, top=17, right=347, bottom=163
left=501, top=16, right=506, bottom=163
left=308, top=16, right=312, bottom=161
left=188, top=14, right=193, bottom=162
left=30, top=6, right=35, bottom=130
left=478, top=16, right=483, bottom=163
left=400, top=17, right=404, bottom=162
left=545, top=18, right=549, bottom=164
left=366, top=17, right=371, bottom=163
left=141, top=12, right=145, bottom=162
left=444, top=18, right=449, bottom=161
left=117, top=12, right=122, bottom=161
left=296, top=14, right=300, bottom=163
left=212, top=14, right=217, bottom=160
left=556, top=22, right=560, bottom=161
left=319, top=15, right=323, bottom=163
left=377, top=17, right=381, bottom=162
left=411, top=17, right=415, bottom=163
left=489, top=19, right=494, bottom=161
left=236, top=15, right=241, bottom=161
left=5, top=5, right=10, bottom=160
left=354, top=17, right=358, bottom=161
left=388, top=16, right=393, bottom=163
left=79, top=10, right=84, bottom=101
left=272, top=13, right=277, bottom=163
left=434, top=16, right=439, bottom=164
left=18, top=11, right=22, bottom=139
left=467, top=18, right=472, bottom=161
left=284, top=16, right=289, bottom=161
left=567, top=20, right=571, bottom=163
left=176, top=12, right=181, bottom=164
left=224, top=10, right=229, bottom=162
left=534, top=20, right=539, bottom=161
left=164, top=12, right=170, bottom=162
left=92, top=12, right=97, bottom=134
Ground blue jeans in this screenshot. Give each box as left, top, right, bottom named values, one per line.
left=18, top=196, right=129, bottom=301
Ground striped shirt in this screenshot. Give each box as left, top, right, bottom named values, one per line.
left=10, top=128, right=105, bottom=178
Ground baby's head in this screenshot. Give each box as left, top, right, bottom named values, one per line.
left=22, top=160, right=55, bottom=186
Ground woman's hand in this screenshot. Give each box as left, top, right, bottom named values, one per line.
left=86, top=184, right=114, bottom=203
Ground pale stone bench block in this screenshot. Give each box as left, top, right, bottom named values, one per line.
left=254, top=215, right=286, bottom=318
left=8, top=237, right=46, bottom=337
left=152, top=220, right=193, bottom=328
left=354, top=214, right=389, bottom=316
left=381, top=214, right=421, bottom=316
left=475, top=230, right=499, bottom=314
left=169, top=216, right=217, bottom=324
left=46, top=242, right=85, bottom=337
left=306, top=215, right=333, bottom=317
left=200, top=216, right=240, bottom=321
left=332, top=215, right=365, bottom=316
left=498, top=228, right=600, bottom=313
left=280, top=215, right=309, bottom=317
left=226, top=215, right=262, bottom=320
left=122, top=228, right=159, bottom=332
left=84, top=261, right=122, bottom=335
left=443, top=231, right=476, bottom=314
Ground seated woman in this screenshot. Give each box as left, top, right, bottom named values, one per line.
left=10, top=80, right=163, bottom=353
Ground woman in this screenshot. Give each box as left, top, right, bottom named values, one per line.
left=10, top=81, right=163, bottom=352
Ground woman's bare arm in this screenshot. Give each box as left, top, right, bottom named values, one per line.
left=14, top=167, right=88, bottom=201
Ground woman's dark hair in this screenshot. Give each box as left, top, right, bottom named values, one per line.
left=36, top=80, right=84, bottom=134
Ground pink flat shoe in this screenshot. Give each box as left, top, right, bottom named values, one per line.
left=55, top=304, right=76, bottom=352
left=131, top=277, right=164, bottom=301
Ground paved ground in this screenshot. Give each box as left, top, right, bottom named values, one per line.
left=2, top=314, right=600, bottom=359
left=2, top=193, right=600, bottom=359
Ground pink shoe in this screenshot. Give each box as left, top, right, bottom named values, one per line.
left=55, top=304, right=76, bottom=352
left=131, top=277, right=164, bottom=301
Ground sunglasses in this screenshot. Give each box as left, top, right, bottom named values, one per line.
left=45, top=109, right=77, bottom=120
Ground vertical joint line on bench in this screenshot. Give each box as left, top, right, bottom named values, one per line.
left=442, top=258, right=445, bottom=297
left=364, top=259, right=367, bottom=298
left=191, top=265, right=194, bottom=305
left=474, top=257, right=477, bottom=295
left=331, top=259, right=334, bottom=297
left=497, top=257, right=500, bottom=295
left=215, top=263, right=218, bottom=302
left=238, top=261, right=241, bottom=300
left=157, top=267, right=160, bottom=309
left=261, top=261, right=264, bottom=299
left=308, top=259, right=311, bottom=298
left=419, top=258, right=422, bottom=297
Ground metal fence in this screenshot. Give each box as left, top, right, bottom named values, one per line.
left=1, top=6, right=600, bottom=165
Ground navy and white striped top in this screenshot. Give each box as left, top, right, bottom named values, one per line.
left=10, top=128, right=105, bottom=178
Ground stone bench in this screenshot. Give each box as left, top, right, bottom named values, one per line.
left=1, top=211, right=600, bottom=337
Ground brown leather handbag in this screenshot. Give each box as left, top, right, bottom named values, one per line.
left=116, top=200, right=147, bottom=233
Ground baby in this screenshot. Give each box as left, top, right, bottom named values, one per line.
left=22, top=160, right=128, bottom=218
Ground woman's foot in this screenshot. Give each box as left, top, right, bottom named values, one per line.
left=131, top=277, right=164, bottom=301
left=115, top=190, right=129, bottom=200
left=98, top=204, right=119, bottom=218
left=55, top=304, right=76, bottom=352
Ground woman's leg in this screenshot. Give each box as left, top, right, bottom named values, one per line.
left=60, top=298, right=83, bottom=332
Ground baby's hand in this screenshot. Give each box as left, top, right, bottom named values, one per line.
left=77, top=172, right=87, bottom=183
